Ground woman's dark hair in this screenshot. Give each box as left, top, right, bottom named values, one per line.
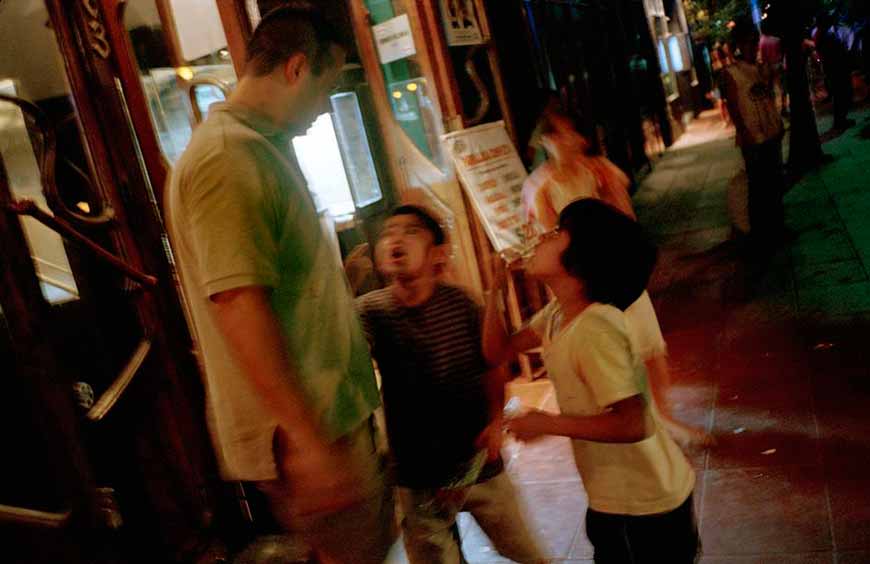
left=388, top=205, right=446, bottom=245
left=558, top=199, right=657, bottom=311
left=246, top=4, right=349, bottom=77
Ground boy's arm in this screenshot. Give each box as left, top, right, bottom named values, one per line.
left=507, top=395, right=654, bottom=443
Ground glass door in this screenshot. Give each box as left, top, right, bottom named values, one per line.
left=123, top=0, right=238, bottom=163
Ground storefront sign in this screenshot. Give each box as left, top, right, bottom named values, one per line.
left=372, top=14, right=416, bottom=65
left=442, top=122, right=527, bottom=253
left=439, top=0, right=484, bottom=46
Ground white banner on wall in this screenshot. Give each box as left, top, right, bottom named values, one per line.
left=168, top=0, right=228, bottom=62
left=441, top=121, right=527, bottom=253
left=439, top=0, right=484, bottom=46
left=372, top=14, right=417, bottom=65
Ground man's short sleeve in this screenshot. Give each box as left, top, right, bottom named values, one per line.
left=182, top=146, right=280, bottom=297
left=572, top=314, right=642, bottom=409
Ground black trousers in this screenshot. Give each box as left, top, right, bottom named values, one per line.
left=831, top=70, right=853, bottom=127
left=586, top=495, right=701, bottom=564
left=742, top=138, right=786, bottom=246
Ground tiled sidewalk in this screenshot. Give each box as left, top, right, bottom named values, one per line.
left=456, top=107, right=870, bottom=563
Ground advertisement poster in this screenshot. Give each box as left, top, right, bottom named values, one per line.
left=372, top=14, right=417, bottom=65
left=439, top=0, right=484, bottom=46
left=442, top=122, right=527, bottom=253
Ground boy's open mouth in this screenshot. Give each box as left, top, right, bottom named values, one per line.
left=391, top=248, right=406, bottom=260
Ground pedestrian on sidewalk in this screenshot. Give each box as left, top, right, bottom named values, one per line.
left=356, top=206, right=545, bottom=564
left=723, top=18, right=787, bottom=251
left=164, top=7, right=393, bottom=563
left=711, top=42, right=734, bottom=127
left=759, top=20, right=789, bottom=117
left=485, top=199, right=700, bottom=564
left=522, top=108, right=710, bottom=447
left=814, top=10, right=856, bottom=131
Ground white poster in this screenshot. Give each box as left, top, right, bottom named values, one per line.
left=442, top=122, right=527, bottom=253
left=440, top=0, right=484, bottom=46
left=372, top=14, right=417, bottom=65
left=168, top=0, right=228, bottom=62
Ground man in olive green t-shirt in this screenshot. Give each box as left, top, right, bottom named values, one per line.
left=165, top=7, right=391, bottom=563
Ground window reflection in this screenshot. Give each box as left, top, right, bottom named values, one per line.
left=0, top=84, right=79, bottom=305
left=293, top=113, right=357, bottom=219
left=364, top=1, right=447, bottom=170
left=330, top=91, right=383, bottom=209
left=125, top=1, right=236, bottom=163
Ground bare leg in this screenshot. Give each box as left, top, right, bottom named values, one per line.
left=645, top=355, right=713, bottom=447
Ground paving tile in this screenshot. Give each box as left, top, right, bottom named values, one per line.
left=836, top=551, right=870, bottom=564
left=785, top=203, right=842, bottom=233
left=793, top=259, right=867, bottom=288
left=798, top=281, right=870, bottom=316
left=707, top=392, right=819, bottom=470
left=828, top=477, right=870, bottom=551
left=791, top=232, right=858, bottom=270
left=700, top=466, right=832, bottom=555
left=512, top=481, right=587, bottom=559
left=506, top=435, right=580, bottom=484
left=700, top=554, right=833, bottom=563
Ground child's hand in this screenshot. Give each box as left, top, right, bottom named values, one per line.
left=475, top=418, right=504, bottom=461
left=506, top=410, right=554, bottom=442
left=343, top=243, right=373, bottom=294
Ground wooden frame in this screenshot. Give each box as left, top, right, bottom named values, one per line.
left=217, top=0, right=254, bottom=76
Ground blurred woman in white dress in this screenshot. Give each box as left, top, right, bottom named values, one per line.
left=522, top=109, right=710, bottom=446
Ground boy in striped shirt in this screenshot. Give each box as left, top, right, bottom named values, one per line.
left=356, top=205, right=543, bottom=563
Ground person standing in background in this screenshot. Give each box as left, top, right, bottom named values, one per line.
left=723, top=18, right=787, bottom=252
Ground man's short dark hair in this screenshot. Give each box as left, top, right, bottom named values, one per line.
left=558, top=199, right=657, bottom=311
left=246, top=5, right=349, bottom=77
left=388, top=205, right=446, bottom=246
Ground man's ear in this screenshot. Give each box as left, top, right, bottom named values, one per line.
left=282, top=52, right=308, bottom=86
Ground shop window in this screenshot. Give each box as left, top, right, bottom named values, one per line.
left=330, top=91, right=383, bottom=209
left=364, top=0, right=447, bottom=171
left=0, top=80, right=79, bottom=304
left=667, top=35, right=685, bottom=72
left=124, top=1, right=236, bottom=163
left=658, top=39, right=670, bottom=74
left=292, top=113, right=357, bottom=219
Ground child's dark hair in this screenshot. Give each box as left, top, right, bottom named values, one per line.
left=388, top=205, right=446, bottom=245
left=558, top=199, right=657, bottom=311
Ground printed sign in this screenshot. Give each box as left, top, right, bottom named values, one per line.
left=372, top=14, right=417, bottom=65
left=442, top=122, right=527, bottom=253
left=440, top=0, right=484, bottom=46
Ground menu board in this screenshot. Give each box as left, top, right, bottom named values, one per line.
left=372, top=14, right=417, bottom=65
left=441, top=121, right=527, bottom=253
left=439, top=0, right=485, bottom=46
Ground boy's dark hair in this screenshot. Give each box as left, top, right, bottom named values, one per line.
left=388, top=205, right=446, bottom=246
left=246, top=4, right=349, bottom=77
left=558, top=199, right=657, bottom=311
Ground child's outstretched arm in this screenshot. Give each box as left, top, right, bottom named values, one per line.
left=507, top=395, right=654, bottom=444
left=482, top=255, right=542, bottom=366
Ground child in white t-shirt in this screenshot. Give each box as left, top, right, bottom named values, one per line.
left=484, top=199, right=700, bottom=563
